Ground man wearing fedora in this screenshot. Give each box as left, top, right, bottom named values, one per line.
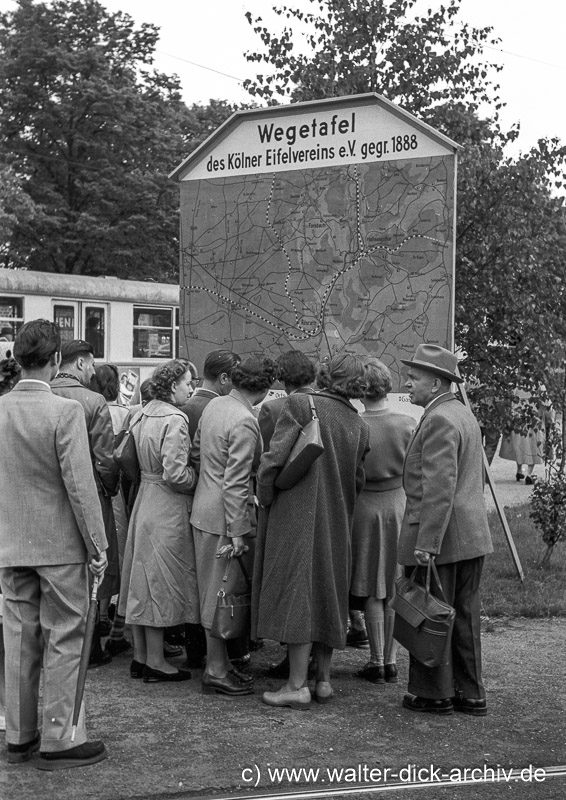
left=398, top=344, right=493, bottom=716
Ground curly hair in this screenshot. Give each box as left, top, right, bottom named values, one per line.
left=150, top=359, right=191, bottom=402
left=231, top=356, right=277, bottom=392
left=363, top=357, right=392, bottom=401
left=276, top=350, right=315, bottom=389
left=0, top=357, right=21, bottom=396
left=316, top=353, right=366, bottom=399
left=90, top=363, right=120, bottom=402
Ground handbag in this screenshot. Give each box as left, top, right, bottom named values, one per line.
left=114, top=410, right=143, bottom=483
left=390, top=560, right=455, bottom=668
left=274, top=394, right=324, bottom=491
left=210, top=556, right=252, bottom=640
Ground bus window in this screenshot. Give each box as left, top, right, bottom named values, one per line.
left=53, top=304, right=76, bottom=344
left=0, top=296, right=24, bottom=340
left=84, top=307, right=105, bottom=359
left=133, top=307, right=173, bottom=358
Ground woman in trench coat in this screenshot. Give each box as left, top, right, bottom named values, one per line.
left=120, top=359, right=198, bottom=683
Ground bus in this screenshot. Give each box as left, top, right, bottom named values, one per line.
left=0, top=269, right=180, bottom=402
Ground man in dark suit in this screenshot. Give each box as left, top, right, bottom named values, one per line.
left=398, top=344, right=493, bottom=716
left=51, top=339, right=120, bottom=666
left=179, top=349, right=240, bottom=667
left=180, top=349, right=240, bottom=440
left=0, top=320, right=108, bottom=769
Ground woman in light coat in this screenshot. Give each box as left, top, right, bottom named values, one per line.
left=120, top=359, right=197, bottom=683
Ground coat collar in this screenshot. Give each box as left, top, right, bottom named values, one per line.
left=421, top=391, right=457, bottom=421
left=142, top=398, right=187, bottom=419
left=12, top=380, right=52, bottom=393
left=315, top=390, right=359, bottom=412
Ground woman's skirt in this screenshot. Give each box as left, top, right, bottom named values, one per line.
left=350, top=487, right=404, bottom=600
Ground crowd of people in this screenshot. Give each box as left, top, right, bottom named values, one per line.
left=0, top=319, right=495, bottom=770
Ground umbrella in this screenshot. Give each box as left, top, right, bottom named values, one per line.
left=70, top=573, right=99, bottom=743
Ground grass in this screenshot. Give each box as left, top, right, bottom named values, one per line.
left=481, top=503, right=566, bottom=618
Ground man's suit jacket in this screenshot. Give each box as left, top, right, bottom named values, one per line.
left=50, top=375, right=119, bottom=496
left=0, top=382, right=107, bottom=567
left=398, top=393, right=493, bottom=565
left=179, top=388, right=219, bottom=442
left=190, top=389, right=261, bottom=537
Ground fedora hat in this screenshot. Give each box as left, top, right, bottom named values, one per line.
left=401, top=344, right=463, bottom=384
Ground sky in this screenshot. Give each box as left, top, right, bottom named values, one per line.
left=1, top=0, right=565, bottom=158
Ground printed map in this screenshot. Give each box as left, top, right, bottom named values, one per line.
left=180, top=155, right=454, bottom=391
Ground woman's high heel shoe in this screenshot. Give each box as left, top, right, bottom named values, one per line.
left=516, top=472, right=525, bottom=481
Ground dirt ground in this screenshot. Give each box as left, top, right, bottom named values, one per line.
left=2, top=617, right=565, bottom=800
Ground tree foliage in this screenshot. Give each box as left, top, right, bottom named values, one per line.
left=245, top=0, right=566, bottom=433
left=0, top=0, right=236, bottom=280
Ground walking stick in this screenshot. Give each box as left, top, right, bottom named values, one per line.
left=71, top=573, right=99, bottom=743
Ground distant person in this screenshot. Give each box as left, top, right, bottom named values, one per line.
left=51, top=340, right=120, bottom=667
left=398, top=345, right=493, bottom=717
left=499, top=389, right=553, bottom=484
left=85, top=315, right=104, bottom=358
left=350, top=358, right=414, bottom=684
left=0, top=319, right=108, bottom=769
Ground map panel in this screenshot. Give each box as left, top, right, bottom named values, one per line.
left=180, top=155, right=454, bottom=392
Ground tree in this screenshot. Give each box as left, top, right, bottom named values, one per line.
left=0, top=0, right=226, bottom=280
left=0, top=163, right=40, bottom=262
left=244, top=0, right=503, bottom=116
left=244, top=0, right=566, bottom=430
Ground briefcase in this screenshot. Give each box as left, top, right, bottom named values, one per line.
left=390, top=560, right=455, bottom=668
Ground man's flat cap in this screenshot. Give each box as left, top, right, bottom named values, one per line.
left=60, top=339, right=94, bottom=360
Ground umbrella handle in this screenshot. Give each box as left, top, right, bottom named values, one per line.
left=90, top=573, right=100, bottom=600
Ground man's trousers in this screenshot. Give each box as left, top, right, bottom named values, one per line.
left=0, top=563, right=89, bottom=750
left=405, top=556, right=485, bottom=701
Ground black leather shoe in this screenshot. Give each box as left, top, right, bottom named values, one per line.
left=229, top=666, right=254, bottom=685
left=7, top=733, right=41, bottom=764
left=88, top=649, right=112, bottom=669
left=35, top=740, right=107, bottom=771
left=357, top=663, right=385, bottom=684
left=202, top=671, right=254, bottom=696
left=403, top=694, right=454, bottom=714
left=384, top=664, right=398, bottom=683
left=163, top=642, right=184, bottom=659
left=104, top=637, right=132, bottom=656
left=516, top=471, right=525, bottom=481
left=525, top=475, right=537, bottom=486
left=453, top=697, right=487, bottom=716
left=143, top=665, right=191, bottom=683
left=130, top=659, right=145, bottom=679
left=346, top=628, right=369, bottom=648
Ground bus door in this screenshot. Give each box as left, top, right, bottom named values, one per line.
left=82, top=304, right=107, bottom=360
